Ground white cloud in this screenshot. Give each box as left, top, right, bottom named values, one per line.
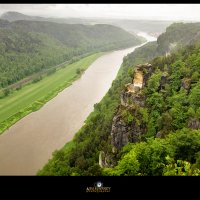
left=0, top=4, right=200, bottom=21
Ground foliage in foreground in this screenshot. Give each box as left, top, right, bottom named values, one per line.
left=103, top=128, right=200, bottom=176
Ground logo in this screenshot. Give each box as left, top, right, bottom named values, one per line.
left=86, top=181, right=111, bottom=193
left=95, top=181, right=103, bottom=188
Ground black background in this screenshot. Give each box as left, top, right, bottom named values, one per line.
left=0, top=176, right=199, bottom=198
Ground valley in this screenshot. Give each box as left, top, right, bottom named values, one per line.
left=0, top=5, right=200, bottom=177
left=0, top=33, right=154, bottom=175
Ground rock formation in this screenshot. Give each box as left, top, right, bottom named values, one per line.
left=188, top=118, right=200, bottom=130
left=181, top=78, right=191, bottom=93
left=111, top=63, right=152, bottom=151
left=99, top=63, right=154, bottom=167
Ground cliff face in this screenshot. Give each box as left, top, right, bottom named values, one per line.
left=109, top=60, right=199, bottom=155
left=111, top=63, right=153, bottom=151
left=121, top=63, right=152, bottom=107
left=111, top=109, right=146, bottom=151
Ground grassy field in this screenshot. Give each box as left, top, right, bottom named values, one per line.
left=0, top=52, right=103, bottom=134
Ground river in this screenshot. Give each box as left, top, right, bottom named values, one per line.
left=0, top=32, right=156, bottom=175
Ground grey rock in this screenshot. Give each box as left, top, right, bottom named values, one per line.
left=188, top=118, right=200, bottom=130
left=181, top=78, right=191, bottom=92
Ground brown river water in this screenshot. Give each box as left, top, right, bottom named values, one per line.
left=0, top=33, right=156, bottom=175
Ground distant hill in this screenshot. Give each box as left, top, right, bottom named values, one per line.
left=0, top=11, right=173, bottom=35
left=157, top=22, right=200, bottom=54
left=0, top=11, right=90, bottom=25
left=0, top=18, right=143, bottom=88
left=106, top=19, right=173, bottom=36
left=127, top=22, right=200, bottom=64
left=1, top=11, right=49, bottom=22
left=8, top=20, right=143, bottom=48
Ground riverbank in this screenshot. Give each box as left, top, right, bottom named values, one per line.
left=0, top=43, right=145, bottom=175
left=0, top=53, right=103, bottom=135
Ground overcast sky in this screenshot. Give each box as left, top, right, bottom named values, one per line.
left=0, top=4, right=200, bottom=21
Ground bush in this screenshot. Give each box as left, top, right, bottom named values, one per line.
left=47, top=68, right=56, bottom=76
left=3, top=88, right=11, bottom=96
left=76, top=68, right=84, bottom=75
left=32, top=76, right=43, bottom=83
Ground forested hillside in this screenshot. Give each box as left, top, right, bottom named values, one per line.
left=1, top=11, right=173, bottom=36
left=0, top=19, right=143, bottom=89
left=1, top=11, right=49, bottom=22
left=103, top=43, right=200, bottom=176
left=157, top=22, right=200, bottom=54
left=38, top=22, right=200, bottom=176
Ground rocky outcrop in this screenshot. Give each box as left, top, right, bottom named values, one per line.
left=156, top=131, right=163, bottom=138
left=121, top=90, right=145, bottom=107
left=188, top=118, right=200, bottom=130
left=181, top=78, right=191, bottom=93
left=99, top=151, right=116, bottom=168
left=110, top=63, right=153, bottom=152
left=99, top=151, right=107, bottom=168
left=133, top=68, right=143, bottom=88
left=127, top=63, right=153, bottom=92
left=159, top=72, right=168, bottom=90
left=99, top=63, right=153, bottom=167
left=121, top=91, right=132, bottom=107
left=111, top=114, right=130, bottom=151
left=110, top=109, right=146, bottom=151
left=120, top=63, right=152, bottom=107
left=140, top=63, right=153, bottom=87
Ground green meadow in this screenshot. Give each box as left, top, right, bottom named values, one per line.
left=0, top=52, right=103, bottom=134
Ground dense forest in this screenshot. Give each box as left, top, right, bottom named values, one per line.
left=38, top=22, right=200, bottom=176
left=0, top=18, right=143, bottom=89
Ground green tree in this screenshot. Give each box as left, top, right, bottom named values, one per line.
left=3, top=88, right=10, bottom=96
left=163, top=156, right=200, bottom=176
left=146, top=71, right=162, bottom=94
left=189, top=82, right=200, bottom=110
left=112, top=150, right=140, bottom=176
